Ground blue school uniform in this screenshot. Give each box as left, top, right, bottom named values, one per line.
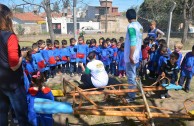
left=116, top=50, right=125, bottom=71
left=148, top=50, right=156, bottom=71
left=176, top=52, right=182, bottom=69
left=88, top=46, right=99, bottom=59
left=68, top=45, right=77, bottom=63
left=76, top=44, right=88, bottom=64
left=60, top=47, right=70, bottom=64
left=148, top=28, right=158, bottom=40
left=45, top=49, right=56, bottom=67
left=53, top=47, right=62, bottom=65
left=31, top=51, right=46, bottom=72
left=181, top=52, right=194, bottom=78
left=110, top=46, right=118, bottom=62
left=99, top=47, right=113, bottom=66
left=157, top=53, right=169, bottom=74
left=28, top=87, right=54, bottom=126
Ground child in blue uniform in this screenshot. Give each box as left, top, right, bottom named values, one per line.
left=179, top=45, right=194, bottom=93
left=25, top=49, right=35, bottom=82
left=53, top=40, right=62, bottom=74
left=31, top=43, right=46, bottom=73
left=28, top=71, right=54, bottom=126
left=99, top=41, right=113, bottom=73
left=174, top=42, right=183, bottom=69
left=37, top=40, right=50, bottom=80
left=46, top=42, right=57, bottom=78
left=69, top=38, right=77, bottom=76
left=60, top=40, right=70, bottom=74
left=110, top=38, right=118, bottom=76
left=147, top=44, right=158, bottom=79
left=160, top=52, right=179, bottom=99
left=116, top=43, right=125, bottom=78
left=76, top=36, right=88, bottom=74
left=88, top=39, right=99, bottom=60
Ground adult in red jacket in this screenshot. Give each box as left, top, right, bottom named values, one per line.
left=0, top=4, right=29, bottom=126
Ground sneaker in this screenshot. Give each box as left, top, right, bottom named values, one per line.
left=161, top=94, right=165, bottom=99
left=70, top=73, right=74, bottom=77
left=165, top=93, right=171, bottom=98
left=119, top=74, right=122, bottom=78
left=125, top=97, right=135, bottom=103
left=13, top=118, right=18, bottom=124
left=123, top=74, right=126, bottom=78
left=185, top=89, right=189, bottom=93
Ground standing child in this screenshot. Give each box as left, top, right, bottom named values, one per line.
left=160, top=52, right=179, bottom=98
left=25, top=49, right=35, bottom=82
left=141, top=38, right=150, bottom=80
left=147, top=44, right=158, bottom=79
left=76, top=36, right=88, bottom=74
left=69, top=38, right=77, bottom=76
left=174, top=42, right=183, bottom=69
left=179, top=45, right=194, bottom=93
left=99, top=41, right=113, bottom=73
left=60, top=39, right=70, bottom=74
left=28, top=71, right=54, bottom=126
left=119, top=36, right=124, bottom=43
left=46, top=42, right=56, bottom=78
left=31, top=43, right=46, bottom=73
left=53, top=40, right=62, bottom=74
left=88, top=39, right=99, bottom=59
left=110, top=38, right=118, bottom=76
left=116, top=43, right=125, bottom=78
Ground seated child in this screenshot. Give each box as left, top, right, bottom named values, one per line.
left=28, top=71, right=54, bottom=126
left=160, top=52, right=179, bottom=99
left=179, top=45, right=194, bottom=93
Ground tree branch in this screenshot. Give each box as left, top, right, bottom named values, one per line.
left=22, top=0, right=44, bottom=8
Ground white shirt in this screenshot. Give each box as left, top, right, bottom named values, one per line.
left=86, top=60, right=108, bottom=88
left=124, top=21, right=143, bottom=63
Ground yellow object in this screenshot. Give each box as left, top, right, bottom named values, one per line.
left=51, top=90, right=64, bottom=97
left=188, top=110, right=194, bottom=116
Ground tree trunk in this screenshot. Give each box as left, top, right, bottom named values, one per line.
left=182, top=20, right=189, bottom=43
left=44, top=0, right=55, bottom=43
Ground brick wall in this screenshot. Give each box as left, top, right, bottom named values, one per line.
left=13, top=24, right=44, bottom=35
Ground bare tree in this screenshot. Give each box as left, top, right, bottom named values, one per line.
left=19, top=0, right=55, bottom=42
left=182, top=0, right=194, bottom=43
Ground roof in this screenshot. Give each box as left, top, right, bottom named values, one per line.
left=13, top=12, right=45, bottom=22
left=40, top=12, right=72, bottom=18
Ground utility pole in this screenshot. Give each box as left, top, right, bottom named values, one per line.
left=73, top=0, right=77, bottom=41
left=105, top=0, right=108, bottom=33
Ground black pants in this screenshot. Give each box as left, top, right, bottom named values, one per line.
left=80, top=74, right=95, bottom=89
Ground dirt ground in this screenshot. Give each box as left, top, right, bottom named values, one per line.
left=44, top=73, right=194, bottom=126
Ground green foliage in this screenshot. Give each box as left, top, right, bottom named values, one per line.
left=16, top=24, right=25, bottom=35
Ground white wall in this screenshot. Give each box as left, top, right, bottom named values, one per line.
left=79, top=21, right=100, bottom=30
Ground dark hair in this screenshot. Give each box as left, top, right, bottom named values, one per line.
left=111, top=38, right=117, bottom=44
left=31, top=71, right=45, bottom=90
left=143, top=37, right=149, bottom=45
left=88, top=51, right=96, bottom=60
left=102, top=40, right=108, bottom=47
left=70, top=38, right=76, bottom=44
left=151, top=44, right=158, bottom=50
left=99, top=37, right=105, bottom=41
left=192, top=45, right=194, bottom=51
left=47, top=42, right=52, bottom=47
left=170, top=52, right=179, bottom=60
left=126, top=9, right=136, bottom=20
left=78, top=36, right=84, bottom=41
left=61, top=39, right=67, bottom=45
left=120, top=43, right=124, bottom=48
left=161, top=46, right=167, bottom=53
left=119, top=37, right=124, bottom=42
left=0, top=4, right=14, bottom=32
left=26, top=49, right=32, bottom=61
left=37, top=40, right=45, bottom=47
left=158, top=39, right=167, bottom=47
left=90, top=39, right=97, bottom=45
left=106, top=38, right=110, bottom=42
left=46, top=39, right=52, bottom=44
left=86, top=39, right=91, bottom=45
left=54, top=40, right=60, bottom=45
left=32, top=43, right=38, bottom=50
left=149, top=36, right=155, bottom=41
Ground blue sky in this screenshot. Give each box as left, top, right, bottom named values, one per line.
left=0, top=0, right=144, bottom=12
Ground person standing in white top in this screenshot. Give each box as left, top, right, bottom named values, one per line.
left=79, top=51, right=109, bottom=89
left=124, top=9, right=143, bottom=102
